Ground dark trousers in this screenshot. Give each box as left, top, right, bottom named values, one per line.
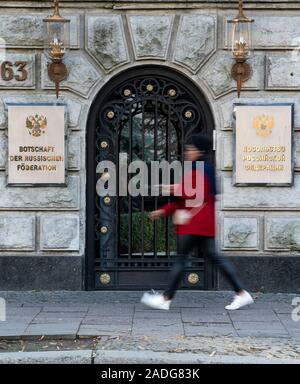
left=163, top=234, right=244, bottom=300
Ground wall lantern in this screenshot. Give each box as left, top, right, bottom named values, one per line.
left=43, top=0, right=70, bottom=98
left=227, top=0, right=254, bottom=97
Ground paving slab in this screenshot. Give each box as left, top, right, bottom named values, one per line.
left=184, top=323, right=237, bottom=337
left=181, top=308, right=231, bottom=323
left=23, top=322, right=81, bottom=338
left=234, top=321, right=290, bottom=338
left=78, top=324, right=132, bottom=337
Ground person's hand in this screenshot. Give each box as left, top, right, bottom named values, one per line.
left=149, top=209, right=164, bottom=221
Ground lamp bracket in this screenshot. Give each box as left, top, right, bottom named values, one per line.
left=48, top=61, right=68, bottom=98
left=231, top=61, right=252, bottom=97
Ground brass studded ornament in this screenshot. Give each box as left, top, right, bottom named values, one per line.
left=100, top=141, right=108, bottom=149
left=100, top=273, right=111, bottom=285
left=168, top=89, right=177, bottom=97
left=100, top=226, right=108, bottom=234
left=106, top=111, right=115, bottom=119
left=123, top=88, right=132, bottom=97
left=146, top=84, right=154, bottom=92
left=188, top=273, right=200, bottom=285
left=184, top=111, right=193, bottom=119
left=103, top=196, right=111, bottom=204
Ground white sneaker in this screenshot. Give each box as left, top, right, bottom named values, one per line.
left=141, top=290, right=171, bottom=310
left=225, top=290, right=254, bottom=310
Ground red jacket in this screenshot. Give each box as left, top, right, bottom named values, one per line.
left=160, top=168, right=215, bottom=237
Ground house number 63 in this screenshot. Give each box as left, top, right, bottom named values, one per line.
left=1, top=61, right=28, bottom=82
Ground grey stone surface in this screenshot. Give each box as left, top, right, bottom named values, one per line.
left=250, top=16, right=300, bottom=49
left=222, top=173, right=300, bottom=210
left=40, top=215, right=80, bottom=251
left=128, top=15, right=173, bottom=59
left=0, top=54, right=35, bottom=89
left=0, top=99, right=5, bottom=128
left=219, top=132, right=233, bottom=170
left=234, top=321, right=289, bottom=338
left=0, top=350, right=92, bottom=364
left=0, top=132, right=7, bottom=169
left=67, top=134, right=81, bottom=170
left=181, top=308, right=231, bottom=323
left=266, top=55, right=300, bottom=89
left=266, top=216, right=300, bottom=250
left=86, top=15, right=128, bottom=71
left=223, top=217, right=259, bottom=249
left=174, top=14, right=216, bottom=72
left=2, top=95, right=82, bottom=129
left=0, top=215, right=35, bottom=250
left=24, top=322, right=80, bottom=337
left=294, top=132, right=300, bottom=169
left=42, top=52, right=101, bottom=98
left=78, top=324, right=132, bottom=336
left=184, top=323, right=237, bottom=337
left=0, top=14, right=79, bottom=48
left=219, top=96, right=300, bottom=130
left=0, top=174, right=79, bottom=210
left=94, top=349, right=300, bottom=365
left=201, top=52, right=264, bottom=98
left=228, top=309, right=280, bottom=323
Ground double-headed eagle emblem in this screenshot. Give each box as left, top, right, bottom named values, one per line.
left=26, top=114, right=47, bottom=137
left=253, top=114, right=274, bottom=137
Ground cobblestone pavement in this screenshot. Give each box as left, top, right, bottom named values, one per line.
left=0, top=291, right=299, bottom=360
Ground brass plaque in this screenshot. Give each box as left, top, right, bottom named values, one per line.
left=8, top=105, right=65, bottom=185
left=235, top=104, right=293, bottom=185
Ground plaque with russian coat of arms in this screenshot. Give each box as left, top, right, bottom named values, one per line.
left=234, top=104, right=293, bottom=186
left=8, top=105, right=65, bottom=185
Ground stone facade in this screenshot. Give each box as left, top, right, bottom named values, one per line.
left=0, top=0, right=299, bottom=292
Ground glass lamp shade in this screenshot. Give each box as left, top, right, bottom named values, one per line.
left=228, top=19, right=253, bottom=58
left=43, top=18, right=70, bottom=59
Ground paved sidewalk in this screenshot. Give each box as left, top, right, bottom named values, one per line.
left=0, top=291, right=299, bottom=361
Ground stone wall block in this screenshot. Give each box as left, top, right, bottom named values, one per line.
left=0, top=131, right=7, bottom=169
left=201, top=52, right=264, bottom=98
left=222, top=174, right=300, bottom=210
left=68, top=134, right=81, bottom=170
left=220, top=132, right=234, bottom=170
left=266, top=216, right=300, bottom=251
left=86, top=15, right=129, bottom=71
left=128, top=15, right=174, bottom=60
left=266, top=55, right=300, bottom=90
left=0, top=54, right=35, bottom=89
left=222, top=217, right=259, bottom=250
left=0, top=215, right=35, bottom=250
left=236, top=16, right=300, bottom=50
left=0, top=175, right=79, bottom=210
left=40, top=215, right=79, bottom=251
left=0, top=14, right=79, bottom=48
left=173, top=14, right=216, bottom=72
left=41, top=52, right=101, bottom=98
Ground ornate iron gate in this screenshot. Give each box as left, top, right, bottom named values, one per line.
left=86, top=66, right=215, bottom=290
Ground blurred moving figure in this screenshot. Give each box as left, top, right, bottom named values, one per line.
left=141, top=134, right=254, bottom=311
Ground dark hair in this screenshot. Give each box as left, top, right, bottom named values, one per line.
left=185, top=134, right=213, bottom=153
left=186, top=133, right=217, bottom=195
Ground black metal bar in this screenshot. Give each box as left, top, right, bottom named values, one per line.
left=166, top=104, right=171, bottom=260
left=128, top=108, right=133, bottom=261
left=153, top=98, right=158, bottom=261
left=116, top=122, right=120, bottom=265
left=141, top=101, right=145, bottom=260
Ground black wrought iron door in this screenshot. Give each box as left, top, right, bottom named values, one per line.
left=86, top=66, right=215, bottom=290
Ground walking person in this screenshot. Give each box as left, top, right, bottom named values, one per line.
left=141, top=134, right=254, bottom=310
